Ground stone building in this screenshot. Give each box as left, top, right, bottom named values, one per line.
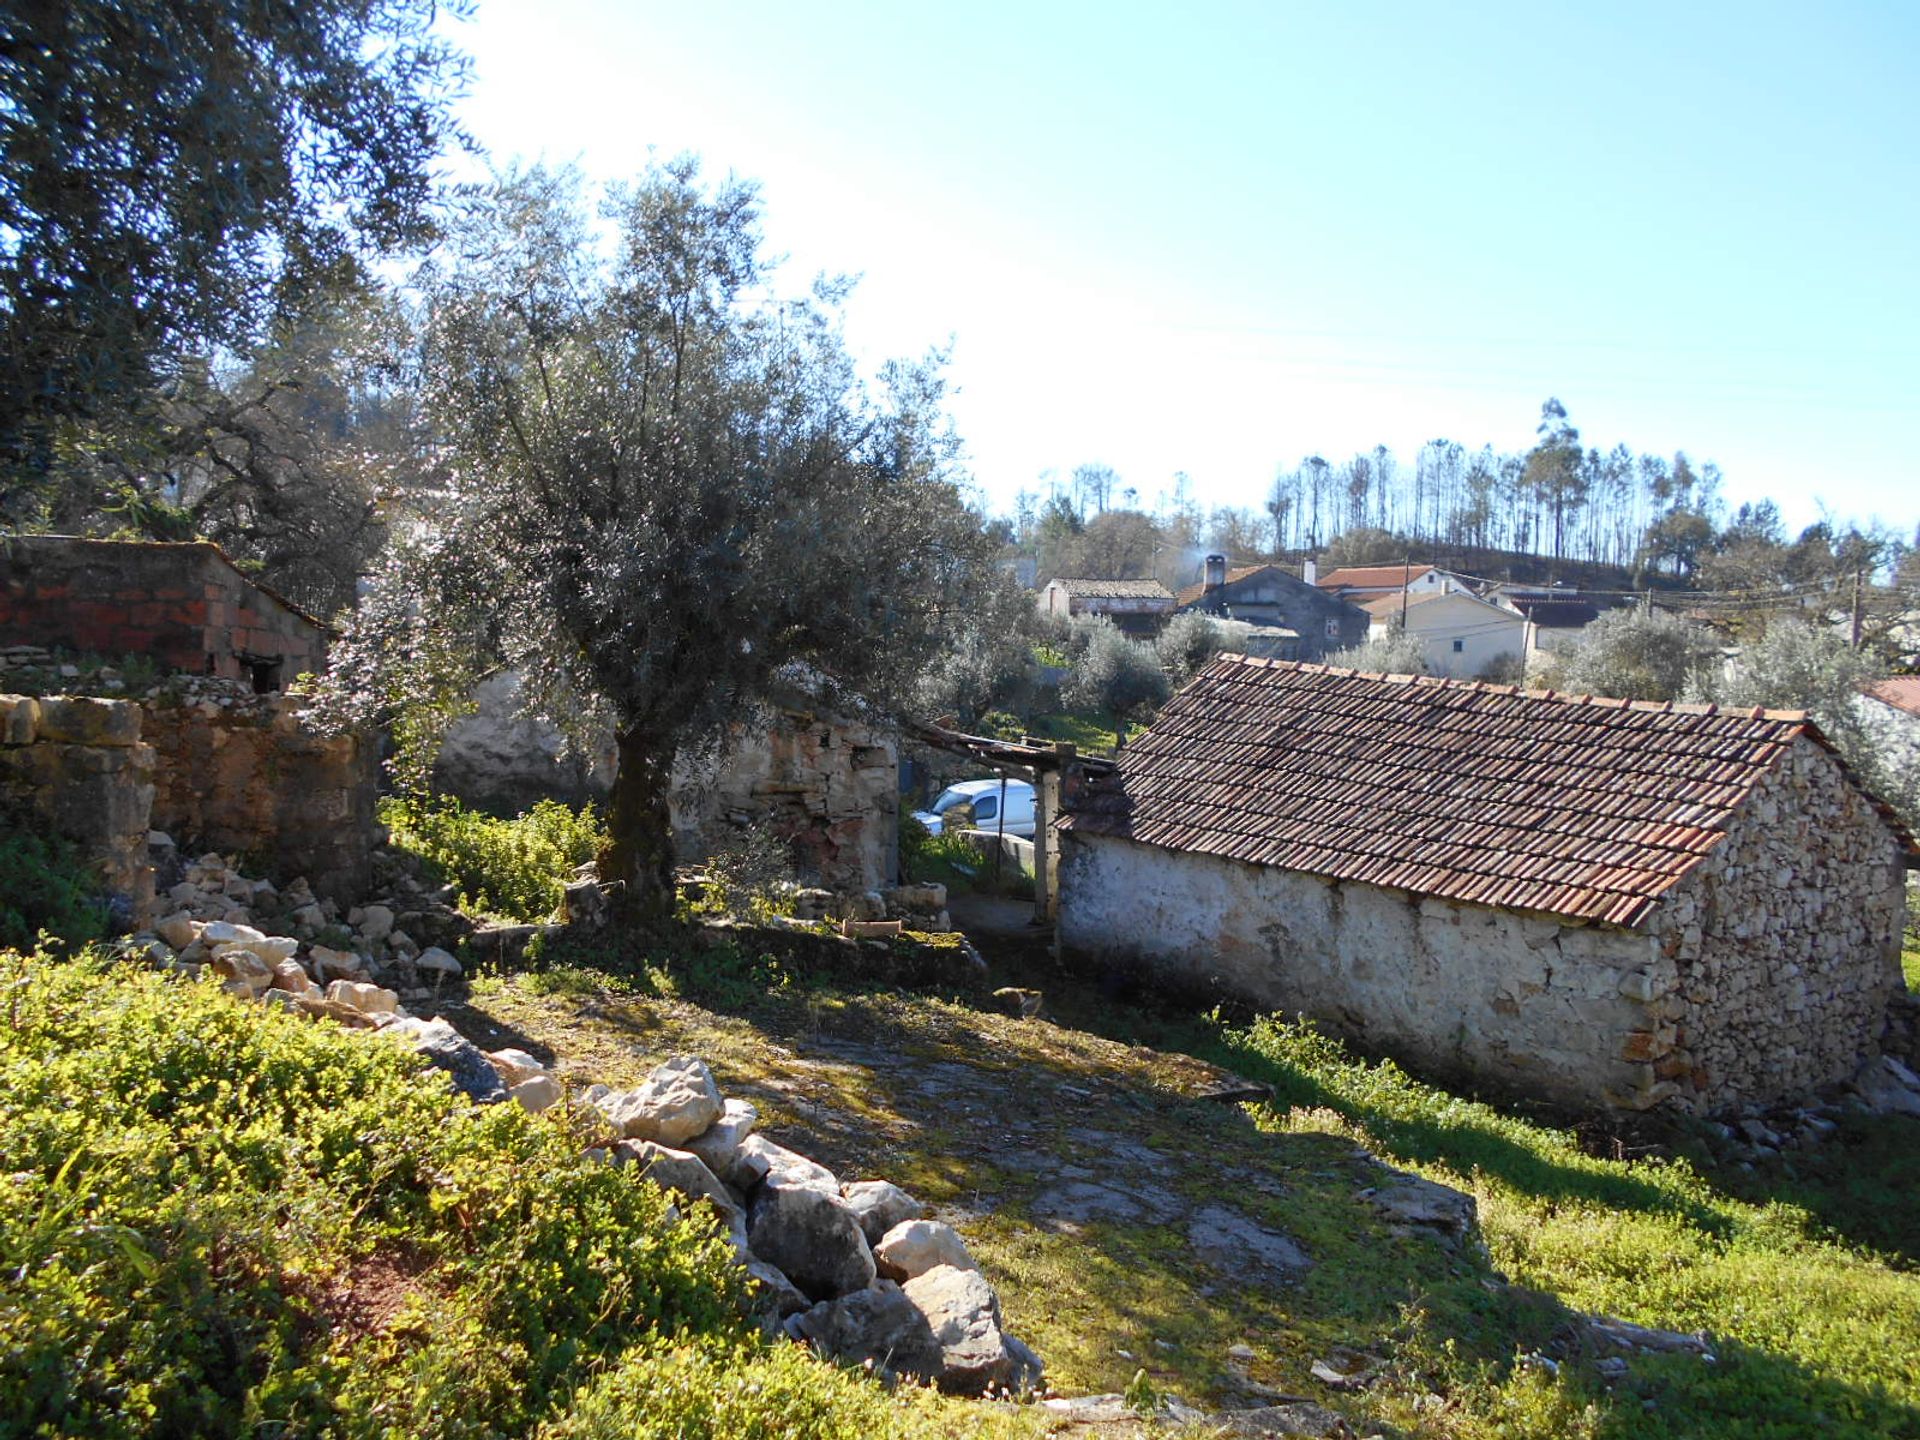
left=1060, top=654, right=1915, bottom=1113
left=1173, top=557, right=1368, bottom=660
left=1036, top=577, right=1175, bottom=638
left=0, top=535, right=328, bottom=691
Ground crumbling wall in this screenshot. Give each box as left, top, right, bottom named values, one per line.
left=0, top=694, right=155, bottom=922
left=139, top=684, right=379, bottom=903
left=673, top=707, right=899, bottom=893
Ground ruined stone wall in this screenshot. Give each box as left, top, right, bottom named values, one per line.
left=1646, top=735, right=1907, bottom=1111
left=139, top=687, right=379, bottom=903
left=673, top=707, right=899, bottom=894
left=437, top=674, right=899, bottom=894
left=1058, top=832, right=1665, bottom=1110
left=0, top=694, right=155, bottom=922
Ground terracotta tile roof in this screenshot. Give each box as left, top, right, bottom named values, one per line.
left=1062, top=655, right=1913, bottom=929
left=1863, top=676, right=1920, bottom=719
left=1314, top=563, right=1435, bottom=592
left=1174, top=564, right=1274, bottom=608
left=1048, top=577, right=1174, bottom=601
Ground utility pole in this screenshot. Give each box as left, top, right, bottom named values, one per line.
left=1851, top=567, right=1865, bottom=650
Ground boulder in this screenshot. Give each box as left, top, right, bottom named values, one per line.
left=902, top=1264, right=1039, bottom=1396
left=511, top=1074, right=564, bottom=1114
left=747, top=1180, right=875, bottom=1301
left=616, top=1140, right=738, bottom=1216
left=595, top=1056, right=724, bottom=1144
left=1853, top=1055, right=1920, bottom=1117
left=357, top=904, right=396, bottom=945
left=1365, top=1165, right=1478, bottom=1245
left=485, top=1047, right=548, bottom=1086
left=874, top=1219, right=976, bottom=1282
left=201, top=920, right=269, bottom=948
left=307, top=945, right=367, bottom=983
left=387, top=1017, right=509, bottom=1103
left=683, top=1097, right=760, bottom=1175
left=840, top=1179, right=925, bottom=1245
left=269, top=959, right=322, bottom=1000
left=745, top=1259, right=811, bottom=1320
left=210, top=948, right=274, bottom=998
left=215, top=933, right=298, bottom=964
left=790, top=1281, right=944, bottom=1379
left=414, top=945, right=462, bottom=978
left=326, top=979, right=400, bottom=1016
left=729, top=1133, right=837, bottom=1194
left=155, top=912, right=199, bottom=950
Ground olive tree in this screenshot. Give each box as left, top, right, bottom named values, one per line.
left=1535, top=604, right=1718, bottom=702
left=324, top=163, right=1002, bottom=920
left=1325, top=625, right=1428, bottom=675
left=0, top=0, right=467, bottom=507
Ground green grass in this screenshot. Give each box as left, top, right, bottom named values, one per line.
left=0, top=947, right=1038, bottom=1440
left=1022, top=708, right=1146, bottom=758
left=453, top=935, right=1920, bottom=1440
left=1903, top=930, right=1919, bottom=991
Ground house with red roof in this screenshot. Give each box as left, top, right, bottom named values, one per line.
left=1060, top=655, right=1914, bottom=1113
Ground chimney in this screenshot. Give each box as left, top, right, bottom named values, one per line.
left=1302, top=556, right=1318, bottom=586
left=1202, top=554, right=1228, bottom=612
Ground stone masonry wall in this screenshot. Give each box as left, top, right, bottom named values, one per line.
left=437, top=674, right=900, bottom=894
left=673, top=707, right=899, bottom=894
left=1645, top=735, right=1907, bottom=1111
left=0, top=536, right=326, bottom=688
left=0, top=694, right=155, bottom=922
left=1058, top=832, right=1667, bottom=1110
left=139, top=686, right=379, bottom=904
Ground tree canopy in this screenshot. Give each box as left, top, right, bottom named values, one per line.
left=325, top=162, right=1006, bottom=916
left=0, top=0, right=468, bottom=504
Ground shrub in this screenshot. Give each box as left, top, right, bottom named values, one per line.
left=1534, top=605, right=1717, bottom=702
left=700, top=827, right=795, bottom=922
left=0, top=947, right=744, bottom=1439
left=381, top=794, right=606, bottom=922
left=1061, top=616, right=1169, bottom=719
left=0, top=803, right=108, bottom=949
left=1325, top=625, right=1428, bottom=675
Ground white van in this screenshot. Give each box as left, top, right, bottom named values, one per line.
left=911, top=778, right=1037, bottom=838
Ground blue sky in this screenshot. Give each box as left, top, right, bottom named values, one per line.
left=445, top=1, right=1919, bottom=536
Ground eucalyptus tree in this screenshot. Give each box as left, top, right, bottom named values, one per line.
left=327, top=162, right=1003, bottom=920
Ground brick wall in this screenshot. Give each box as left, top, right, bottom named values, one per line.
left=0, top=536, right=327, bottom=688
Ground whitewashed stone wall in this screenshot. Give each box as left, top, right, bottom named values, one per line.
left=1057, top=832, right=1665, bottom=1110
left=1058, top=737, right=1911, bottom=1114
left=1645, top=735, right=1906, bottom=1111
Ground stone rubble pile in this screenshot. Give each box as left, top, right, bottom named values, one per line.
left=1695, top=1052, right=1920, bottom=1166
left=582, top=1058, right=1044, bottom=1397
left=124, top=843, right=1041, bottom=1399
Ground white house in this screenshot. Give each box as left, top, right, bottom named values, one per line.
left=1363, top=588, right=1527, bottom=678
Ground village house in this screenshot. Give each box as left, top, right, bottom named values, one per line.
left=1036, top=577, right=1175, bottom=637
left=1174, top=555, right=1367, bottom=660
left=1362, top=586, right=1528, bottom=678
left=1484, top=585, right=1613, bottom=670
left=0, top=534, right=328, bottom=691
left=1059, top=655, right=1914, bottom=1114
left=1311, top=561, right=1469, bottom=604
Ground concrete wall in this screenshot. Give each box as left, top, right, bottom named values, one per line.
left=0, top=694, right=155, bottom=923
left=140, top=689, right=379, bottom=903
left=1059, top=831, right=1662, bottom=1109
left=0, top=536, right=326, bottom=689
left=1644, top=735, right=1906, bottom=1110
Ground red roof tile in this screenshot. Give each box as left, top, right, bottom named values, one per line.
left=1314, top=563, right=1436, bottom=592
left=1863, top=676, right=1920, bottom=719
left=1062, top=655, right=1911, bottom=928
left=1173, top=564, right=1275, bottom=608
